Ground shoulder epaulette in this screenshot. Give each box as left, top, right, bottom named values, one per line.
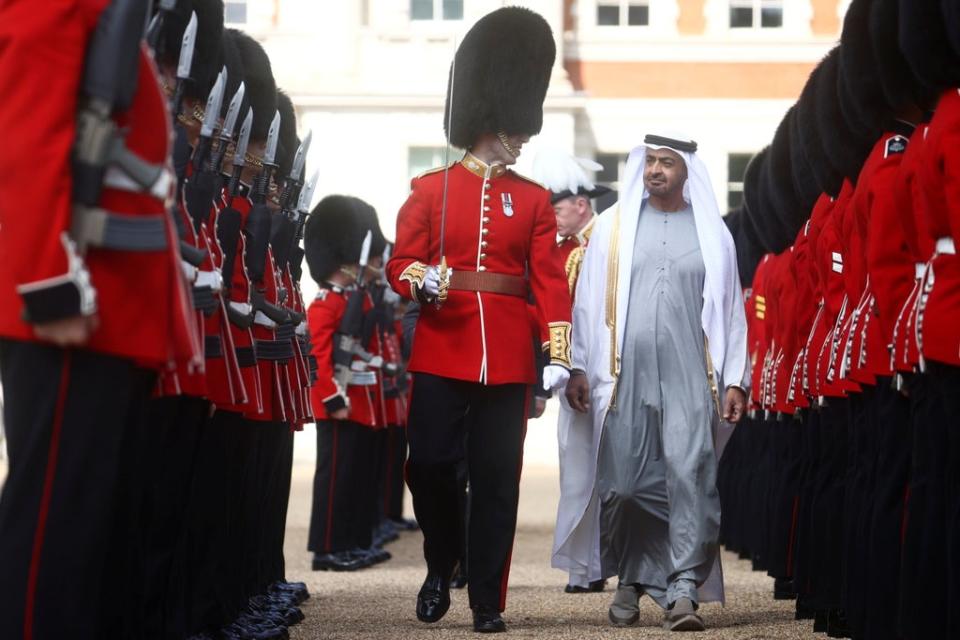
left=509, top=170, right=548, bottom=191
left=415, top=162, right=456, bottom=180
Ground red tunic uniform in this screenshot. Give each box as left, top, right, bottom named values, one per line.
left=915, top=89, right=960, bottom=367
left=0, top=1, right=198, bottom=369
left=747, top=254, right=773, bottom=411
left=307, top=285, right=380, bottom=428
left=386, top=154, right=572, bottom=385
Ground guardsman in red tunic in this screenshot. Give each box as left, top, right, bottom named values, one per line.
left=385, top=8, right=571, bottom=632
left=305, top=196, right=386, bottom=572
left=0, top=2, right=199, bottom=637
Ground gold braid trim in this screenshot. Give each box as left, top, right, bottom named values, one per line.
left=399, top=261, right=428, bottom=296
left=565, top=245, right=586, bottom=297
left=605, top=207, right=620, bottom=378
left=547, top=322, right=572, bottom=368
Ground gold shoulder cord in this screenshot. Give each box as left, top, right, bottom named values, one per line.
left=704, top=335, right=722, bottom=421
left=565, top=246, right=585, bottom=297
left=605, top=207, right=621, bottom=408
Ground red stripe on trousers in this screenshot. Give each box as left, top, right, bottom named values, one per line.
left=785, top=494, right=800, bottom=578
left=498, top=387, right=531, bottom=611
left=324, top=422, right=339, bottom=552
left=24, top=350, right=72, bottom=640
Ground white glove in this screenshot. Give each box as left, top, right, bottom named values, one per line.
left=422, top=265, right=453, bottom=297
left=542, top=364, right=570, bottom=392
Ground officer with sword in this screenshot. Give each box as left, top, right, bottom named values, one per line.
left=385, top=7, right=572, bottom=633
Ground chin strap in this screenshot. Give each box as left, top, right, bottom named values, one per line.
left=496, top=131, right=521, bottom=158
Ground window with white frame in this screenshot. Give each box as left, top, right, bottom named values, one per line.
left=727, top=152, right=753, bottom=210
left=224, top=0, right=247, bottom=25
left=411, top=0, right=464, bottom=21
left=729, top=0, right=783, bottom=29
left=596, top=1, right=650, bottom=27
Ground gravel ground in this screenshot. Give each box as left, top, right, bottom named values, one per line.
left=283, top=463, right=813, bottom=640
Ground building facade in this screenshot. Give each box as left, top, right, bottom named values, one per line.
left=233, top=0, right=847, bottom=255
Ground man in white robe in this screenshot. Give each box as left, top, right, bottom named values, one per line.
left=557, top=134, right=748, bottom=632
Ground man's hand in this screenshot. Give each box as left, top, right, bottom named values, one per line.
left=531, top=396, right=547, bottom=419
left=542, top=364, right=570, bottom=391
left=565, top=371, right=591, bottom=413
left=330, top=407, right=349, bottom=420
left=723, top=386, right=747, bottom=423
left=33, top=314, right=99, bottom=347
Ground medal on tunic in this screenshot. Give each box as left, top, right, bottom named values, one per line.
left=501, top=192, right=514, bottom=217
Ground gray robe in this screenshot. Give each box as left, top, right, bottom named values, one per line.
left=596, top=202, right=721, bottom=608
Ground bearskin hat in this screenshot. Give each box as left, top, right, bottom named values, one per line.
left=838, top=0, right=886, bottom=138
left=444, top=7, right=556, bottom=148
left=157, top=0, right=225, bottom=102
left=728, top=207, right=765, bottom=287
left=304, top=196, right=368, bottom=283
left=815, top=48, right=872, bottom=185
left=741, top=147, right=769, bottom=245
left=795, top=52, right=845, bottom=197
left=763, top=108, right=812, bottom=252
left=870, top=0, right=930, bottom=112
left=276, top=90, right=299, bottom=180
left=349, top=197, right=387, bottom=260
left=219, top=32, right=244, bottom=121
left=227, top=29, right=277, bottom=141
left=899, top=0, right=960, bottom=91
left=943, top=0, right=960, bottom=57
left=789, top=103, right=822, bottom=206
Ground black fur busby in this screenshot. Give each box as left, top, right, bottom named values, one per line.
left=838, top=0, right=887, bottom=137
left=741, top=147, right=769, bottom=238
left=899, top=0, right=960, bottom=91
left=943, top=0, right=960, bottom=57
left=869, top=0, right=930, bottom=112
left=348, top=197, right=387, bottom=260
left=276, top=90, right=298, bottom=180
left=219, top=31, right=244, bottom=120
left=227, top=29, right=277, bottom=141
left=304, top=196, right=367, bottom=283
left=444, top=7, right=556, bottom=148
left=157, top=0, right=225, bottom=101
left=726, top=207, right=766, bottom=287
left=815, top=48, right=872, bottom=185
left=789, top=103, right=822, bottom=206
left=763, top=108, right=813, bottom=252
left=795, top=52, right=845, bottom=197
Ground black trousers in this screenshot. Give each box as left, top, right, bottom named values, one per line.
left=383, top=425, right=409, bottom=520
left=0, top=340, right=154, bottom=639
left=862, top=377, right=912, bottom=640
left=308, top=420, right=372, bottom=553
left=767, top=416, right=803, bottom=581
left=793, top=408, right=822, bottom=600
left=139, top=395, right=209, bottom=640
left=899, top=371, right=950, bottom=638
left=405, top=373, right=528, bottom=611
left=259, top=424, right=294, bottom=587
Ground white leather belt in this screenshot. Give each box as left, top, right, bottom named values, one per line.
left=936, top=237, right=956, bottom=255
left=195, top=269, right=223, bottom=292
left=254, top=310, right=277, bottom=328
left=104, top=165, right=175, bottom=201
left=229, top=301, right=252, bottom=315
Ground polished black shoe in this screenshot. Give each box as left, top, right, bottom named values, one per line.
left=450, top=565, right=468, bottom=589
left=270, top=581, right=309, bottom=603
left=826, top=608, right=851, bottom=638
left=472, top=605, right=507, bottom=633
left=773, top=577, right=797, bottom=600
left=312, top=551, right=364, bottom=571
left=390, top=516, right=419, bottom=531
left=813, top=610, right=829, bottom=633
left=416, top=573, right=451, bottom=623
left=564, top=579, right=606, bottom=593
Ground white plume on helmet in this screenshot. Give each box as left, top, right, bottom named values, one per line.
left=532, top=146, right=604, bottom=197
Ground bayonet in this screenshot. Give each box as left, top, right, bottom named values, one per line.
left=296, top=170, right=319, bottom=214
left=279, top=129, right=312, bottom=211
left=147, top=0, right=178, bottom=50
left=220, top=82, right=245, bottom=142
left=251, top=110, right=281, bottom=205
left=263, top=110, right=281, bottom=166
left=171, top=12, right=197, bottom=117
left=226, top=108, right=253, bottom=202
left=200, top=68, right=226, bottom=139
